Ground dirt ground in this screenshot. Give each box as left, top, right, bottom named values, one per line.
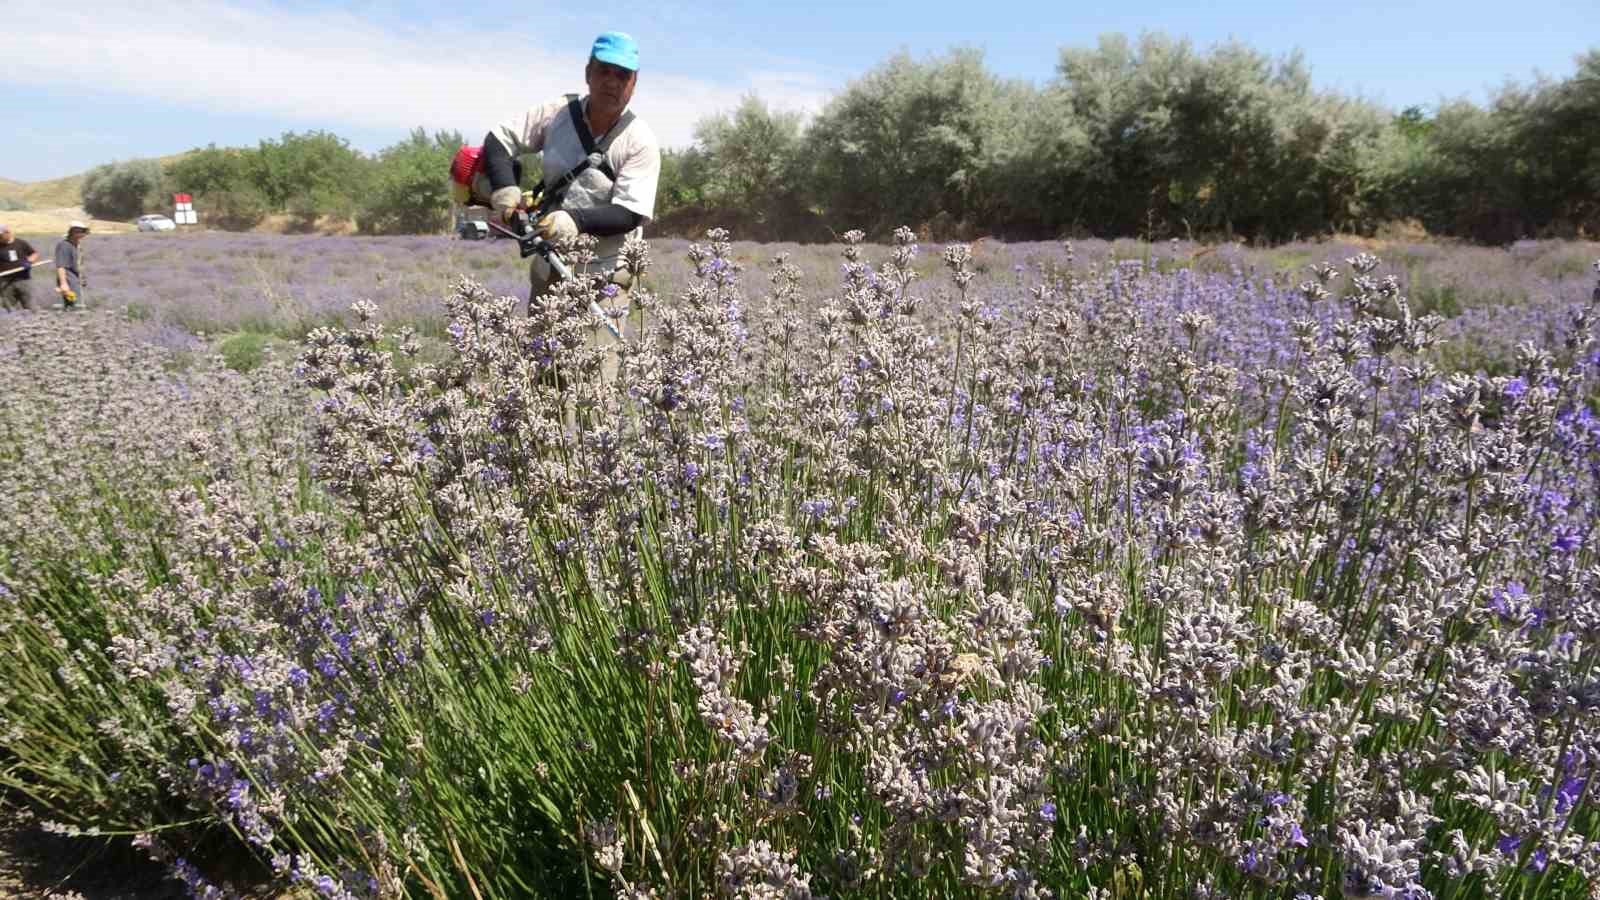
left=0, top=803, right=292, bottom=900
left=0, top=812, right=180, bottom=899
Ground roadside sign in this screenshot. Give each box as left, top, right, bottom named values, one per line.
left=173, top=193, right=198, bottom=226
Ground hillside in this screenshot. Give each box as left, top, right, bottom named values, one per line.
left=1, top=153, right=200, bottom=236
left=0, top=172, right=87, bottom=211
left=0, top=152, right=194, bottom=212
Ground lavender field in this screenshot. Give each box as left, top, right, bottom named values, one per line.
left=52, top=231, right=1600, bottom=367
left=3, top=228, right=1600, bottom=899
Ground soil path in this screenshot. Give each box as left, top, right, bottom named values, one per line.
left=0, top=813, right=180, bottom=899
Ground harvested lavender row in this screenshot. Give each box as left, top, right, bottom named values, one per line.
left=1, top=233, right=1597, bottom=899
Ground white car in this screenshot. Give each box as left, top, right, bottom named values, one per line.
left=135, top=214, right=177, bottom=232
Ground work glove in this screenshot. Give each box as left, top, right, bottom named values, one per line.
left=19, top=260, right=29, bottom=272
left=536, top=210, right=578, bottom=242
left=490, top=186, right=523, bottom=225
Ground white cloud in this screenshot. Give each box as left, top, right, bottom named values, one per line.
left=1, top=1, right=834, bottom=149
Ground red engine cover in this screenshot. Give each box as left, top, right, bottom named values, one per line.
left=449, top=145, right=482, bottom=185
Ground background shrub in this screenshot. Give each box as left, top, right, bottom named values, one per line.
left=81, top=159, right=166, bottom=220
left=356, top=128, right=461, bottom=235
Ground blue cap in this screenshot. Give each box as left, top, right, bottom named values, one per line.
left=591, top=32, right=639, bottom=71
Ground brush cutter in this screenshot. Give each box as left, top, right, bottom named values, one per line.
left=487, top=212, right=622, bottom=340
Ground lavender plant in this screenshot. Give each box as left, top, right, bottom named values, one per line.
left=2, top=236, right=1598, bottom=899
left=0, top=310, right=307, bottom=852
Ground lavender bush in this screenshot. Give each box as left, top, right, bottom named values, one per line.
left=2, top=233, right=1599, bottom=898
left=62, top=232, right=1600, bottom=364
left=0, top=311, right=307, bottom=855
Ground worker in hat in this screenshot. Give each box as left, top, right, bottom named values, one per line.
left=0, top=224, right=41, bottom=311
left=54, top=221, right=89, bottom=309
left=476, top=31, right=661, bottom=379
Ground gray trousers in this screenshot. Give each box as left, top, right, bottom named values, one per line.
left=0, top=280, right=32, bottom=311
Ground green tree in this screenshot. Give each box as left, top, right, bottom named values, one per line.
left=251, top=131, right=370, bottom=223
left=1393, top=106, right=1433, bottom=141
left=1503, top=50, right=1600, bottom=236
left=1355, top=107, right=1439, bottom=228
left=358, top=128, right=461, bottom=235
left=1049, top=33, right=1387, bottom=240
left=165, top=144, right=257, bottom=197
left=1407, top=99, right=1520, bottom=240
left=166, top=145, right=270, bottom=229
left=694, top=97, right=804, bottom=219
left=802, top=48, right=1030, bottom=237
left=80, top=159, right=166, bottom=220
left=657, top=146, right=712, bottom=217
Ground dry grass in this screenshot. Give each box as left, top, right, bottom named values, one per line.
left=0, top=174, right=90, bottom=212
left=3, top=208, right=136, bottom=238
left=254, top=213, right=361, bottom=236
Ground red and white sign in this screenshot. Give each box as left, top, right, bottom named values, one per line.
left=173, top=193, right=197, bottom=226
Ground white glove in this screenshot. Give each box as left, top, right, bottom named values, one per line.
left=490, top=186, right=523, bottom=224
left=536, top=210, right=578, bottom=242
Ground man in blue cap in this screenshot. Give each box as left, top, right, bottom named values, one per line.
left=477, top=31, right=661, bottom=306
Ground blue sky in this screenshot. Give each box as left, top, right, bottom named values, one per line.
left=1, top=0, right=1593, bottom=182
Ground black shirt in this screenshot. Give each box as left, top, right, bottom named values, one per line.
left=1, top=239, right=36, bottom=282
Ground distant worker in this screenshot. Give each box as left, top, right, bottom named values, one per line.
left=0, top=225, right=41, bottom=311
left=54, top=221, right=89, bottom=309
left=474, top=31, right=661, bottom=329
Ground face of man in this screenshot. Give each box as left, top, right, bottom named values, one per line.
left=585, top=58, right=637, bottom=118
left=0, top=229, right=12, bottom=245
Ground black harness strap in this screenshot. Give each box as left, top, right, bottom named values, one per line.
left=538, top=95, right=635, bottom=214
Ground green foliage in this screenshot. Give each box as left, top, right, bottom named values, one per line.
left=357, top=128, right=460, bottom=235
left=802, top=48, right=1029, bottom=237
left=161, top=129, right=470, bottom=233
left=251, top=131, right=368, bottom=221
left=80, top=159, right=166, bottom=220
left=166, top=144, right=254, bottom=198
left=657, top=146, right=711, bottom=213
left=1393, top=106, right=1433, bottom=140
left=167, top=145, right=267, bottom=229
left=1498, top=49, right=1600, bottom=236
left=1045, top=34, right=1388, bottom=240
left=661, top=36, right=1598, bottom=243
left=201, top=188, right=271, bottom=230
left=137, top=37, right=1600, bottom=243
left=216, top=330, right=277, bottom=372
left=657, top=98, right=819, bottom=239
left=697, top=98, right=803, bottom=213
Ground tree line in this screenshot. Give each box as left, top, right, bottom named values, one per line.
left=82, top=128, right=466, bottom=234
left=82, top=33, right=1600, bottom=244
